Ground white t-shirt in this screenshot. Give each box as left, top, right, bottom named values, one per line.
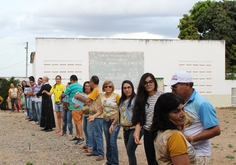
left=143, top=91, right=164, bottom=131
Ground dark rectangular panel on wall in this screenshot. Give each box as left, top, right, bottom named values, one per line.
left=89, top=51, right=144, bottom=89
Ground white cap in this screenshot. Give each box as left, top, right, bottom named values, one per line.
left=165, top=71, right=193, bottom=86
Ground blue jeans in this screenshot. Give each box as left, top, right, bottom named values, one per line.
left=62, top=109, right=73, bottom=135
left=31, top=101, right=38, bottom=122
left=25, top=97, right=31, bottom=118
left=144, top=129, right=159, bottom=165
left=123, top=128, right=144, bottom=165
left=83, top=116, right=93, bottom=149
left=35, top=102, right=42, bottom=124
left=92, top=118, right=104, bottom=157
left=103, top=119, right=120, bottom=165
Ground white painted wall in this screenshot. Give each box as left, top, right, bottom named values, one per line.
left=32, top=38, right=235, bottom=107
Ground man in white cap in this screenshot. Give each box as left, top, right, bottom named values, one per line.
left=166, top=71, right=220, bottom=165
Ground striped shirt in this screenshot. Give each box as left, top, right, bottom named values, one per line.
left=143, top=91, right=164, bottom=131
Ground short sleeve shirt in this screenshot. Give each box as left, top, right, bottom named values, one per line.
left=8, top=88, right=18, bottom=98
left=50, top=84, right=66, bottom=102
left=184, top=89, right=219, bottom=156
left=64, top=82, right=83, bottom=110
left=89, top=87, right=103, bottom=118
left=100, top=93, right=120, bottom=117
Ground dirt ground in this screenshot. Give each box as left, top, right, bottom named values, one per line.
left=0, top=108, right=235, bottom=165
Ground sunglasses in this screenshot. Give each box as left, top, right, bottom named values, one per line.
left=123, top=86, right=131, bottom=90
left=171, top=83, right=186, bottom=91
left=144, top=80, right=154, bottom=87
left=104, top=85, right=113, bottom=89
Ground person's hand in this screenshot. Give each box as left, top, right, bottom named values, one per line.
left=58, top=101, right=61, bottom=105
left=73, top=103, right=80, bottom=109
left=184, top=135, right=191, bottom=142
left=42, top=90, right=47, bottom=94
left=133, top=130, right=142, bottom=145
left=88, top=116, right=95, bottom=122
left=26, top=95, right=29, bottom=98
left=109, top=125, right=114, bottom=135
left=74, top=93, right=81, bottom=99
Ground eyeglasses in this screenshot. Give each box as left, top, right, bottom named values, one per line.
left=171, top=83, right=185, bottom=91
left=123, top=86, right=131, bottom=90
left=144, top=80, right=154, bottom=87
left=104, top=85, right=113, bottom=89
left=85, top=85, right=90, bottom=88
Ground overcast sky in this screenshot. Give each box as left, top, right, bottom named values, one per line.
left=0, top=0, right=210, bottom=78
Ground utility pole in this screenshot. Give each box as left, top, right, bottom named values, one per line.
left=25, top=42, right=28, bottom=77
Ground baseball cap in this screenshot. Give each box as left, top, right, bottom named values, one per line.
left=165, top=71, right=193, bottom=86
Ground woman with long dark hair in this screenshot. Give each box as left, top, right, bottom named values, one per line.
left=150, top=93, right=196, bottom=165
left=81, top=81, right=93, bottom=153
left=109, top=80, right=144, bottom=165
left=132, top=73, right=163, bottom=165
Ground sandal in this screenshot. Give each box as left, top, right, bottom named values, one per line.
left=54, top=130, right=62, bottom=134
left=83, top=149, right=92, bottom=153
left=82, top=145, right=88, bottom=149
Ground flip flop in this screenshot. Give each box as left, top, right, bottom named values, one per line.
left=83, top=149, right=92, bottom=153
left=82, top=145, right=88, bottom=149
left=54, top=131, right=62, bottom=134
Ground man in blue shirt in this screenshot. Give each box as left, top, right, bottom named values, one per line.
left=61, top=75, right=83, bottom=145
left=166, top=71, right=220, bottom=165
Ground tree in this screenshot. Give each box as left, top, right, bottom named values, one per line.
left=177, top=0, right=236, bottom=79
left=0, top=77, right=20, bottom=110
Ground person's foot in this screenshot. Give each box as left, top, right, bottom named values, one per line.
left=54, top=130, right=62, bottom=134
left=45, top=128, right=53, bottom=132
left=82, top=145, right=88, bottom=149
left=28, top=119, right=34, bottom=122
left=67, top=135, right=73, bottom=139
left=31, top=121, right=36, bottom=124
left=70, top=137, right=79, bottom=141
left=59, top=133, right=66, bottom=136
left=83, top=149, right=92, bottom=153
left=41, top=128, right=48, bottom=131
left=86, top=153, right=96, bottom=156
left=75, top=138, right=84, bottom=145
left=96, top=156, right=104, bottom=161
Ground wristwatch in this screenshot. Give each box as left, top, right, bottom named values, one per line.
left=190, top=136, right=194, bottom=145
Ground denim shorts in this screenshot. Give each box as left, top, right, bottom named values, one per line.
left=55, top=102, right=63, bottom=112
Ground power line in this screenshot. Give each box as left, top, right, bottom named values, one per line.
left=0, top=43, right=24, bottom=52
left=0, top=46, right=24, bottom=69
left=0, top=59, right=26, bottom=70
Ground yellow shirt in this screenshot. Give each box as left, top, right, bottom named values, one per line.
left=89, top=87, right=103, bottom=118
left=50, top=84, right=66, bottom=102
left=166, top=133, right=188, bottom=157
left=0, top=96, right=3, bottom=101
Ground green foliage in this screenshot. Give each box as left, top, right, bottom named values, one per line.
left=228, top=144, right=233, bottom=148
left=226, top=155, right=235, bottom=159
left=0, top=77, right=20, bottom=110
left=177, top=1, right=236, bottom=79
left=26, top=162, right=33, bottom=165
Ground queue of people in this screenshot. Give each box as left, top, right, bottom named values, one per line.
left=6, top=71, right=220, bottom=165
